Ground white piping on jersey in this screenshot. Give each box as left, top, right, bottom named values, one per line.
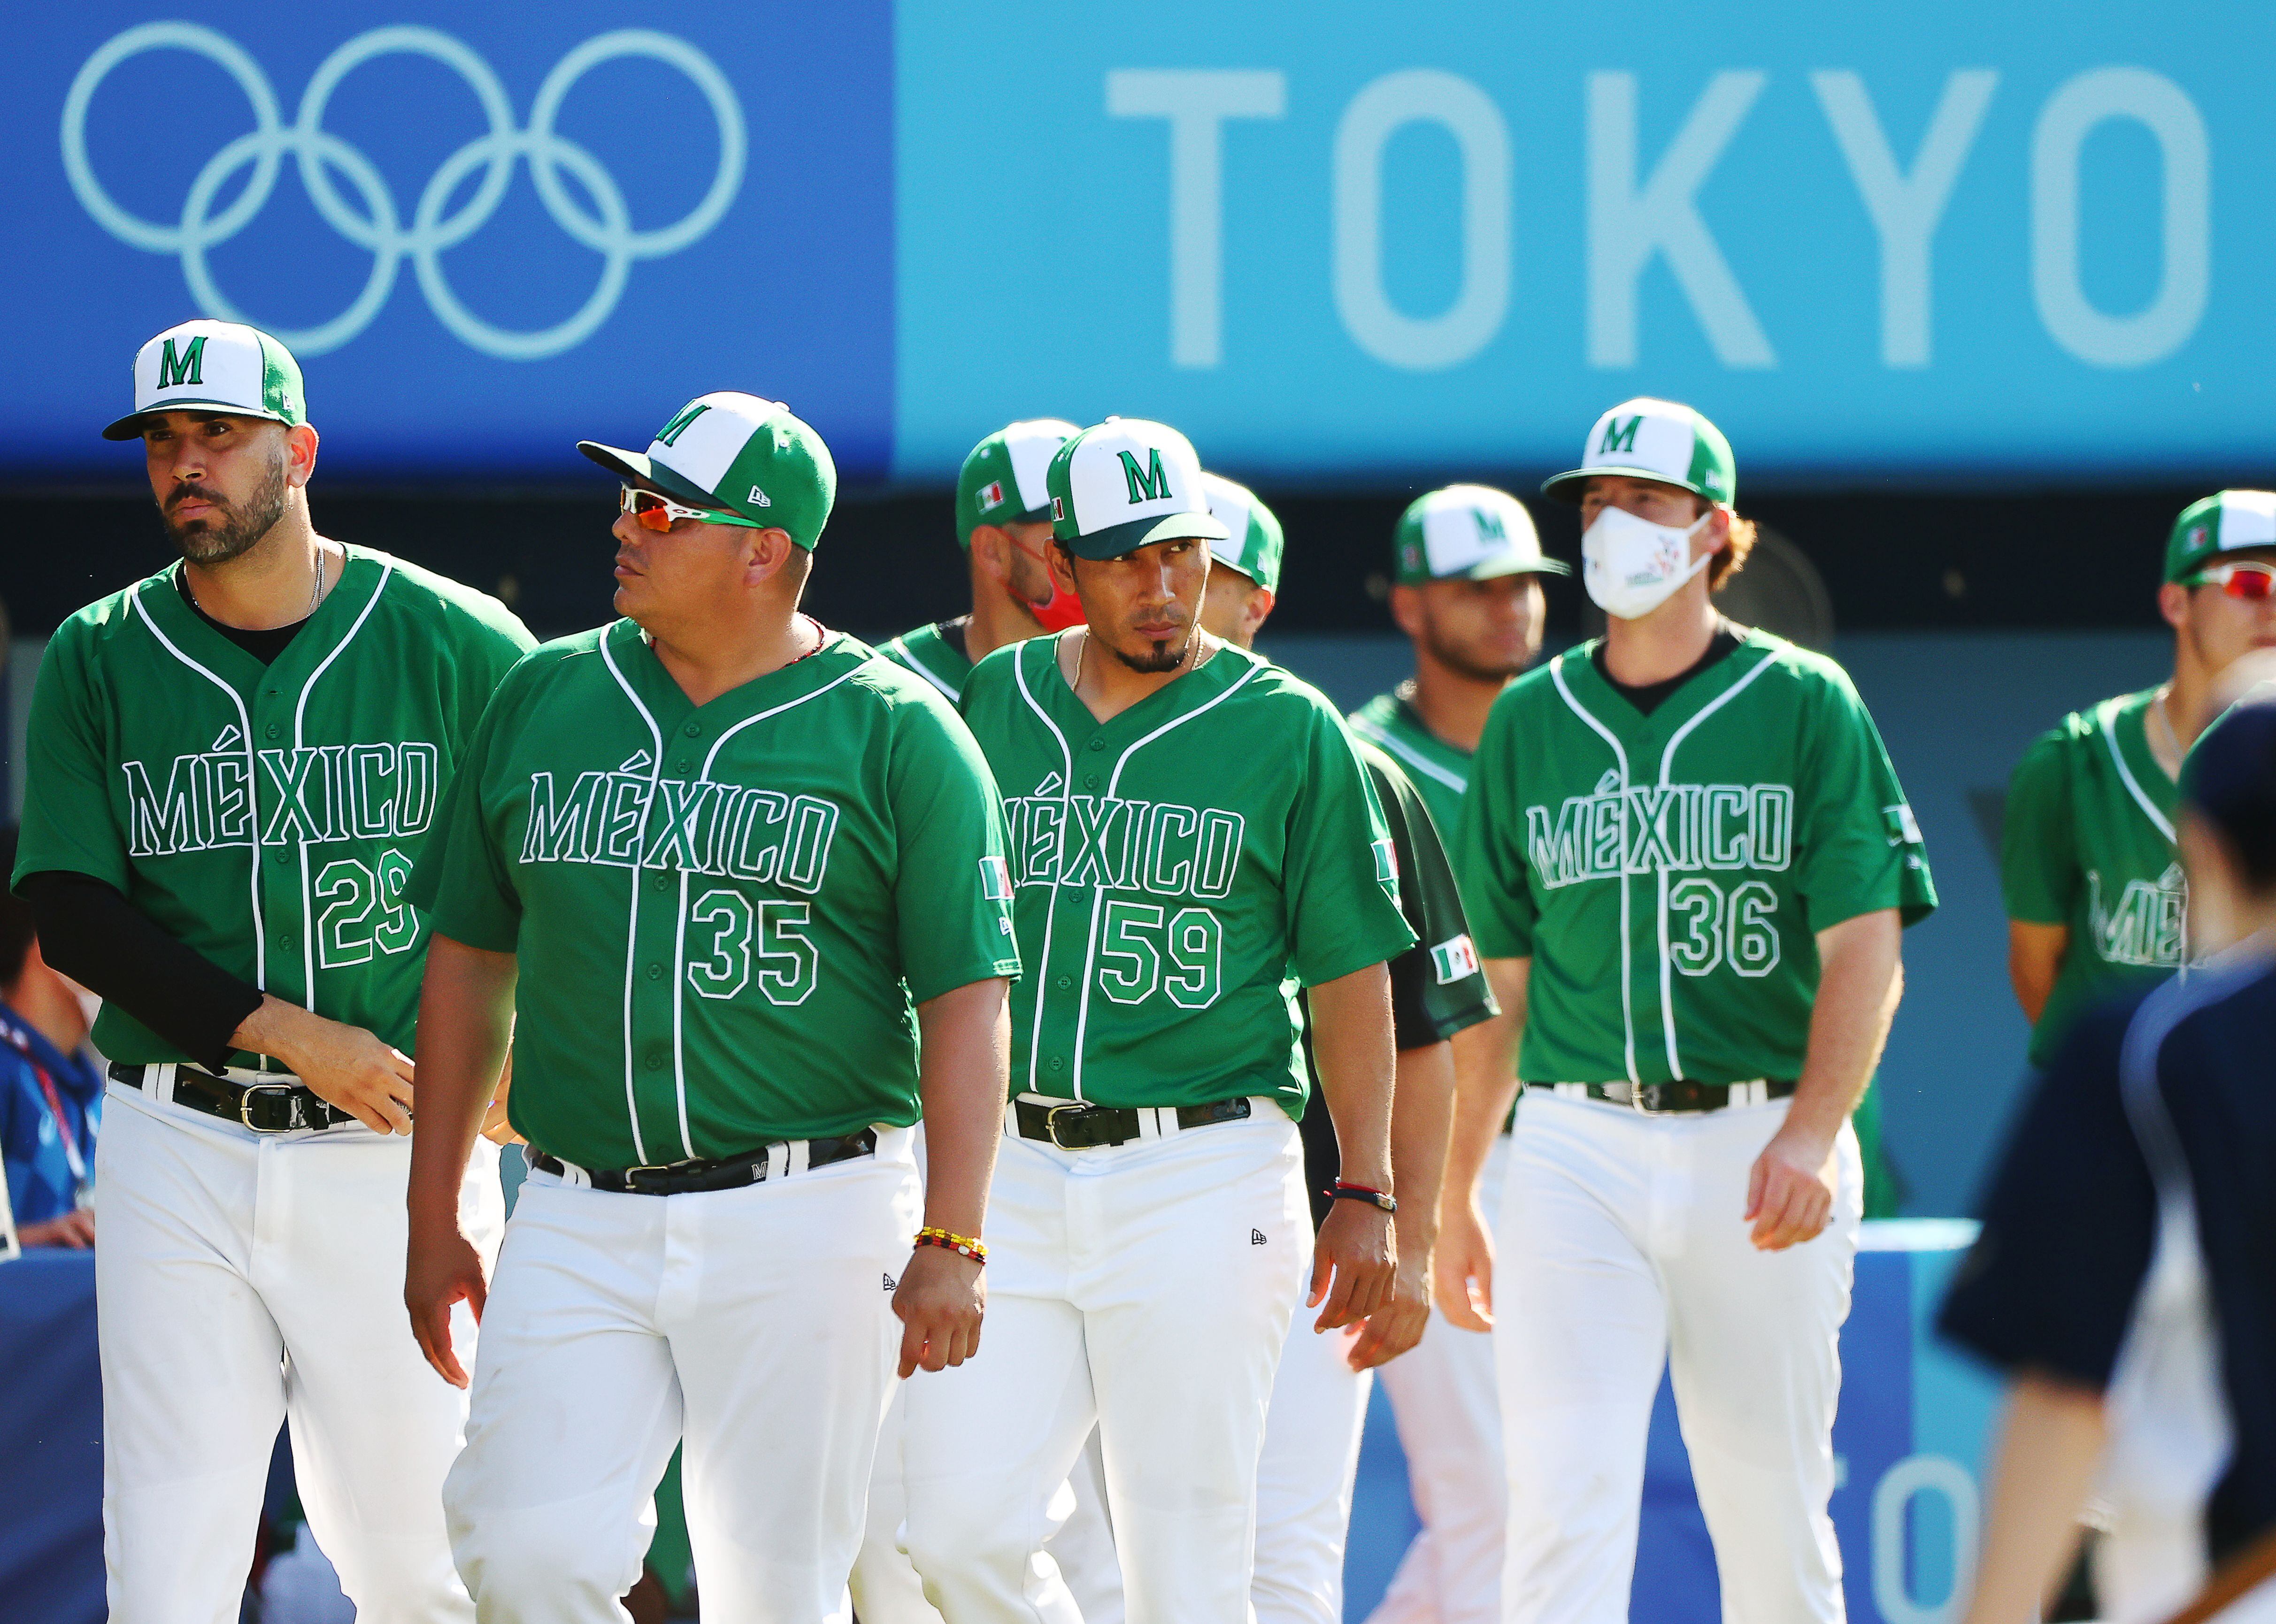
left=1548, top=655, right=1638, bottom=1085
left=599, top=626, right=663, bottom=1164
left=1074, top=656, right=1264, bottom=1096
left=131, top=582, right=271, bottom=1067
left=886, top=640, right=962, bottom=705
left=2103, top=706, right=2177, bottom=844
left=292, top=559, right=392, bottom=1029
left=1012, top=643, right=1079, bottom=1098
left=1653, top=650, right=1776, bottom=1078
left=1349, top=712, right=1468, bottom=795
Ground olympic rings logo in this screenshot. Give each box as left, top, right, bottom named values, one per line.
left=62, top=23, right=746, bottom=360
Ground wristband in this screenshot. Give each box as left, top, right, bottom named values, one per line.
left=915, top=1226, right=987, bottom=1263
left=1330, top=1181, right=1397, bottom=1214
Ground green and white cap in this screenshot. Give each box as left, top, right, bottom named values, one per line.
left=1393, top=485, right=1567, bottom=584
left=2167, top=490, right=2276, bottom=583
left=579, top=392, right=837, bottom=551
left=1542, top=397, right=1736, bottom=506
left=1046, top=417, right=1229, bottom=561
left=956, top=419, right=1079, bottom=549
left=1200, top=472, right=1284, bottom=592
left=103, top=319, right=306, bottom=440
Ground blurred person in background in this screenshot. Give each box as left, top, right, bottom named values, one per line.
left=2003, top=492, right=2276, bottom=1070
left=0, top=823, right=101, bottom=1249
left=1946, top=696, right=2276, bottom=1624
left=1346, top=485, right=1560, bottom=1624
left=1193, top=472, right=1494, bottom=1624
left=877, top=419, right=1084, bottom=704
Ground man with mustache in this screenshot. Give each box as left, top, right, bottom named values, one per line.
left=10, top=319, right=533, bottom=1621
left=901, top=417, right=1414, bottom=1623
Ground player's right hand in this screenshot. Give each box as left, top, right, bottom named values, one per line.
left=405, top=1221, right=488, bottom=1389
left=246, top=998, right=416, bottom=1135
left=893, top=1245, right=985, bottom=1377
left=1432, top=1196, right=1495, bottom=1332
left=1309, top=1201, right=1396, bottom=1332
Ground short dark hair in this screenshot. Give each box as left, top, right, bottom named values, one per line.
left=0, top=827, right=33, bottom=988
left=2184, top=700, right=2276, bottom=892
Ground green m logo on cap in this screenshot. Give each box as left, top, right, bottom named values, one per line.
left=1475, top=508, right=1505, bottom=541
left=1599, top=415, right=1642, bottom=457
left=1119, top=448, right=1170, bottom=505
left=655, top=401, right=710, bottom=447
left=155, top=335, right=206, bottom=390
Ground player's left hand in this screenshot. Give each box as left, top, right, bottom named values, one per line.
left=405, top=1219, right=489, bottom=1388
left=894, top=1246, right=985, bottom=1378
left=1345, top=1238, right=1431, bottom=1369
left=479, top=1052, right=523, bottom=1146
left=1309, top=1201, right=1395, bottom=1331
left=1744, top=1123, right=1838, bottom=1251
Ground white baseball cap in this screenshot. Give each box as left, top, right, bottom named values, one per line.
left=104, top=319, right=307, bottom=441
left=1542, top=397, right=1736, bottom=506
left=1201, top=473, right=1284, bottom=592
left=1393, top=485, right=1566, bottom=584
left=1046, top=417, right=1229, bottom=560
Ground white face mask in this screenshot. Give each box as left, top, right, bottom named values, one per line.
left=1581, top=504, right=1713, bottom=621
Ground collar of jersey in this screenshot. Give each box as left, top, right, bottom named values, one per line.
left=2103, top=685, right=2180, bottom=804
left=609, top=615, right=862, bottom=727
left=1560, top=628, right=1776, bottom=735
left=142, top=545, right=387, bottom=692
left=1025, top=632, right=1258, bottom=746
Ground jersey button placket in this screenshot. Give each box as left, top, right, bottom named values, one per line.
left=629, top=839, right=687, bottom=1161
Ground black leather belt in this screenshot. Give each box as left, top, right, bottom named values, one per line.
left=112, top=1061, right=354, bottom=1134
left=1014, top=1095, right=1251, bottom=1150
left=1526, top=1079, right=1796, bottom=1116
left=531, top=1129, right=877, bottom=1195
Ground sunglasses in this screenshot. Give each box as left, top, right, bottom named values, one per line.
left=618, top=485, right=766, bottom=534
left=2188, top=560, right=2276, bottom=601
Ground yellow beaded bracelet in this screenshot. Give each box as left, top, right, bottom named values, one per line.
left=914, top=1226, right=987, bottom=1262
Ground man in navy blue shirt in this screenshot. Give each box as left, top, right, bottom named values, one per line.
left=0, top=826, right=101, bottom=1248
left=1944, top=702, right=2276, bottom=1624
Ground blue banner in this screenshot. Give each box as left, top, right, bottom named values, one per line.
left=8, top=3, right=2273, bottom=486
left=8, top=3, right=893, bottom=478
left=896, top=0, right=2275, bottom=485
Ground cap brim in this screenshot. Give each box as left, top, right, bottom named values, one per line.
left=1462, top=554, right=1570, bottom=580
left=577, top=441, right=722, bottom=511
left=1063, top=511, right=1232, bottom=561
left=1541, top=464, right=1707, bottom=504
left=103, top=402, right=290, bottom=440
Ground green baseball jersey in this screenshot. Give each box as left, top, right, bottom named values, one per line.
left=959, top=637, right=1417, bottom=1113
left=1349, top=689, right=1473, bottom=845
left=1354, top=740, right=1496, bottom=1051
left=408, top=621, right=1020, bottom=1171
left=1458, top=630, right=1936, bottom=1086
left=877, top=620, right=975, bottom=705
left=12, top=548, right=534, bottom=1066
left=2001, top=687, right=2181, bottom=1069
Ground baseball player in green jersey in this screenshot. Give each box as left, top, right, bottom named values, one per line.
left=1349, top=485, right=1566, bottom=842
left=1191, top=471, right=1497, bottom=1624
left=2004, top=490, right=2276, bottom=1069
left=401, top=392, right=1018, bottom=1624
left=1452, top=397, right=1937, bottom=1624
left=10, top=319, right=534, bottom=1623
left=900, top=419, right=1415, bottom=1624
left=877, top=420, right=1086, bottom=703
left=1347, top=484, right=1562, bottom=1624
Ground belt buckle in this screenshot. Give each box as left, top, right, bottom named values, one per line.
left=1043, top=1102, right=1094, bottom=1150
left=622, top=1160, right=695, bottom=1193
left=238, top=1081, right=303, bottom=1133
left=1630, top=1083, right=1673, bottom=1117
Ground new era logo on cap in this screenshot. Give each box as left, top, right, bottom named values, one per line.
left=1046, top=417, right=1230, bottom=561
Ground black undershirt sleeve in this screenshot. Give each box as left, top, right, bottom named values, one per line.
left=18, top=869, right=265, bottom=1071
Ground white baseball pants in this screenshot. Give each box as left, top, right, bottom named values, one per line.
left=94, top=1080, right=501, bottom=1624
left=1494, top=1093, right=1861, bottom=1624
left=901, top=1103, right=1308, bottom=1624
left=1369, top=1131, right=1511, bottom=1624
left=1253, top=1309, right=1372, bottom=1624
left=443, top=1130, right=919, bottom=1624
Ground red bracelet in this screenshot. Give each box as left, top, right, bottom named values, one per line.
left=914, top=1227, right=987, bottom=1263
left=1330, top=1181, right=1398, bottom=1214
